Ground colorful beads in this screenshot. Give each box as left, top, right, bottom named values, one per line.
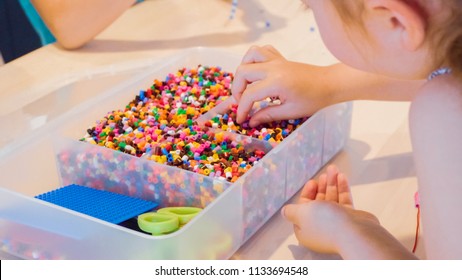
left=81, top=66, right=267, bottom=181
left=148, top=127, right=264, bottom=182
left=204, top=103, right=308, bottom=142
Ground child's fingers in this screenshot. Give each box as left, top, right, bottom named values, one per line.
left=248, top=103, right=294, bottom=127
left=231, top=63, right=266, bottom=102
left=262, top=45, right=283, bottom=57
left=337, top=173, right=354, bottom=207
left=299, top=179, right=318, bottom=203
left=325, top=165, right=339, bottom=202
left=281, top=203, right=301, bottom=225
left=241, top=45, right=280, bottom=64
left=235, top=80, right=278, bottom=124
left=315, top=173, right=327, bottom=200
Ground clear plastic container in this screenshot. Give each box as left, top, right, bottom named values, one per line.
left=0, top=48, right=352, bottom=259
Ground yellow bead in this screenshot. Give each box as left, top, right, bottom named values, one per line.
left=215, top=132, right=224, bottom=142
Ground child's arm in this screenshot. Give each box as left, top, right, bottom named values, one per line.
left=31, top=0, right=137, bottom=49
left=232, top=45, right=424, bottom=126
left=410, top=75, right=462, bottom=259
left=283, top=201, right=417, bottom=259
left=282, top=165, right=416, bottom=259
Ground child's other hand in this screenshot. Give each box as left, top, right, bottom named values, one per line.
left=282, top=165, right=379, bottom=255
left=298, top=165, right=353, bottom=206
left=232, top=45, right=333, bottom=127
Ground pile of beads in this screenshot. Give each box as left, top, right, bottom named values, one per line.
left=148, top=127, right=265, bottom=183
left=81, top=66, right=232, bottom=155
left=80, top=66, right=268, bottom=181
left=203, top=103, right=308, bottom=142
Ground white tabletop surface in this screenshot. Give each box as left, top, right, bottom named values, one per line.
left=0, top=0, right=424, bottom=259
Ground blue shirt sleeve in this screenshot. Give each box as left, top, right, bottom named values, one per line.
left=18, top=0, right=56, bottom=46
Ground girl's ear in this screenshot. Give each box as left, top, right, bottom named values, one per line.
left=366, top=0, right=427, bottom=51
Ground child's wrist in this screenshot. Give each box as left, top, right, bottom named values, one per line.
left=333, top=211, right=382, bottom=258
left=321, top=64, right=345, bottom=106
left=334, top=212, right=417, bottom=259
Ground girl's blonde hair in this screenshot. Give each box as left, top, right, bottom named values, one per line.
left=331, top=0, right=462, bottom=78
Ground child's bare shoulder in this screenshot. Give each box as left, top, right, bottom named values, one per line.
left=409, top=74, right=462, bottom=259
left=410, top=74, right=462, bottom=126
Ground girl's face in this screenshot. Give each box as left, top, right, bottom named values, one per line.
left=303, top=0, right=434, bottom=79
left=303, top=0, right=371, bottom=71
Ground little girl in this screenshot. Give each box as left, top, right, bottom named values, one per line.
left=232, top=0, right=462, bottom=259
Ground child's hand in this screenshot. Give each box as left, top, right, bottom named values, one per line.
left=232, top=45, right=334, bottom=127
left=282, top=165, right=379, bottom=255
left=298, top=165, right=353, bottom=206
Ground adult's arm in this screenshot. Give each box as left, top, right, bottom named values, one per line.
left=31, top=0, right=137, bottom=49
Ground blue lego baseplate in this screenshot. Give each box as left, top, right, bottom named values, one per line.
left=35, top=184, right=158, bottom=224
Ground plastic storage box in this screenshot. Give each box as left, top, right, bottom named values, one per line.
left=0, top=48, right=352, bottom=259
